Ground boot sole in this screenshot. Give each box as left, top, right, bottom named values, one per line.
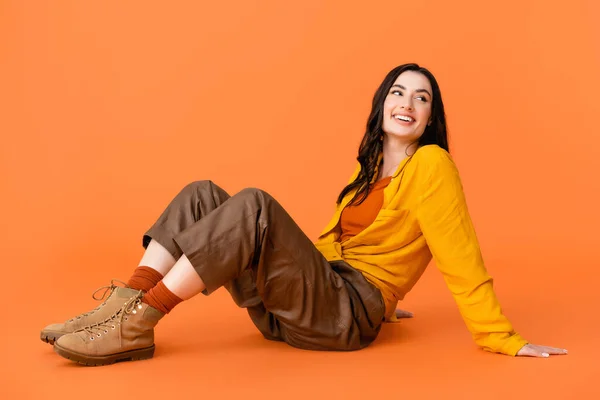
left=53, top=343, right=155, bottom=366
left=40, top=331, right=64, bottom=345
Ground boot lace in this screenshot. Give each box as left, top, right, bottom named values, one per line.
left=67, top=279, right=128, bottom=322
left=79, top=291, right=144, bottom=346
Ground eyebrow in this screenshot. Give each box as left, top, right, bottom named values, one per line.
left=391, top=84, right=432, bottom=97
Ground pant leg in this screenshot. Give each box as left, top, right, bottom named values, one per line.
left=172, top=187, right=385, bottom=351
left=142, top=180, right=232, bottom=259
left=142, top=180, right=277, bottom=332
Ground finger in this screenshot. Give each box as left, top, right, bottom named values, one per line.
left=395, top=309, right=414, bottom=318
left=537, top=346, right=568, bottom=355
left=517, top=347, right=541, bottom=357
left=518, top=345, right=567, bottom=358
left=517, top=345, right=548, bottom=358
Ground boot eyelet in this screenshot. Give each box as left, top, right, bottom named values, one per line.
left=137, top=305, right=142, bottom=309
left=90, top=337, right=94, bottom=341
left=132, top=310, right=137, bottom=314
left=125, top=317, right=128, bottom=321
left=104, top=330, right=108, bottom=334
left=111, top=325, right=115, bottom=329
left=97, top=333, right=101, bottom=337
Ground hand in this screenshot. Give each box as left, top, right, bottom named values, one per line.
left=395, top=309, right=414, bottom=319
left=516, top=343, right=568, bottom=358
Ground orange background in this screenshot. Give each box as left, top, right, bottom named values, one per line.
left=1, top=1, right=599, bottom=399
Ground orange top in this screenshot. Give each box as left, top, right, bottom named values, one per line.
left=339, top=176, right=393, bottom=242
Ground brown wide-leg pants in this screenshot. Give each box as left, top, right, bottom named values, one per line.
left=142, top=180, right=385, bottom=351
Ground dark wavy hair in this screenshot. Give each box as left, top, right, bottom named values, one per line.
left=336, top=63, right=449, bottom=206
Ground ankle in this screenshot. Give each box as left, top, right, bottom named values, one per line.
left=142, top=281, right=183, bottom=314
left=127, top=266, right=164, bottom=292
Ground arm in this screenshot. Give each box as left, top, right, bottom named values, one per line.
left=416, top=150, right=528, bottom=355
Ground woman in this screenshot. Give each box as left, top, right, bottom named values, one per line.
left=41, top=63, right=567, bottom=365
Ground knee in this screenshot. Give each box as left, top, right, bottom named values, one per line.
left=238, top=187, right=274, bottom=203
left=175, top=180, right=230, bottom=206
left=180, top=180, right=211, bottom=194
left=177, top=180, right=225, bottom=200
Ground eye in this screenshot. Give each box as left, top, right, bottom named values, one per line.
left=391, top=90, right=402, bottom=96
left=416, top=96, right=428, bottom=102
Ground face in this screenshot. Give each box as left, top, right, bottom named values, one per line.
left=381, top=70, right=433, bottom=141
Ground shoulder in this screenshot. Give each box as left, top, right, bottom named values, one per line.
left=411, top=145, right=461, bottom=186
left=412, top=144, right=456, bottom=171
left=413, top=144, right=451, bottom=162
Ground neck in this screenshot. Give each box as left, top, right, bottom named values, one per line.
left=379, top=135, right=418, bottom=177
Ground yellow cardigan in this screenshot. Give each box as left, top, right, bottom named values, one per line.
left=314, top=144, right=528, bottom=356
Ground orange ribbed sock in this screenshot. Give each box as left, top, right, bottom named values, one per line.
left=142, top=281, right=183, bottom=314
left=126, top=266, right=164, bottom=292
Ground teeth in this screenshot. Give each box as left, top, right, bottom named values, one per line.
left=394, top=115, right=413, bottom=122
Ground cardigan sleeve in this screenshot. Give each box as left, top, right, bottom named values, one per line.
left=415, top=149, right=528, bottom=356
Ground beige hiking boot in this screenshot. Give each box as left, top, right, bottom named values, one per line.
left=53, top=293, right=165, bottom=366
left=40, top=280, right=142, bottom=345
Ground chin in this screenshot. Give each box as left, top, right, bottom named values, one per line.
left=384, top=131, right=418, bottom=141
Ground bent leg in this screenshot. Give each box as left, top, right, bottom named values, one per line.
left=173, top=187, right=385, bottom=351
left=142, top=180, right=231, bottom=259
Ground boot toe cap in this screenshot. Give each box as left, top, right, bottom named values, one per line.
left=41, top=324, right=66, bottom=344
left=42, top=323, right=64, bottom=333
left=55, top=332, right=87, bottom=350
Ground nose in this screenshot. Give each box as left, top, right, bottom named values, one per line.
left=400, top=97, right=414, bottom=111
left=401, top=101, right=414, bottom=111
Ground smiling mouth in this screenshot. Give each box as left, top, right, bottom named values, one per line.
left=392, top=114, right=415, bottom=124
